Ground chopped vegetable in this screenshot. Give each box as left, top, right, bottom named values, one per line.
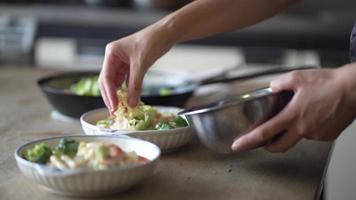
left=96, top=83, right=189, bottom=131
left=95, top=143, right=108, bottom=162
left=155, top=121, right=174, bottom=130
left=158, top=88, right=172, bottom=96
left=70, top=76, right=177, bottom=97
left=174, top=116, right=188, bottom=127
left=109, top=84, right=157, bottom=130
left=53, top=138, right=79, bottom=158
left=127, top=105, right=156, bottom=130
left=155, top=117, right=188, bottom=130
left=96, top=119, right=111, bottom=129
left=24, top=143, right=52, bottom=164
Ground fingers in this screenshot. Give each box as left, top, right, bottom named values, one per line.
left=127, top=60, right=145, bottom=107
left=98, top=79, right=111, bottom=111
left=99, top=43, right=122, bottom=112
left=264, top=130, right=302, bottom=153
left=270, top=70, right=302, bottom=93
left=100, top=74, right=120, bottom=113
left=231, top=103, right=294, bottom=153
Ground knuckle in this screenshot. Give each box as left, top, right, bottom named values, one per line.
left=133, top=54, right=149, bottom=70
left=255, top=129, right=268, bottom=142
left=132, top=60, right=142, bottom=69
left=311, top=133, right=331, bottom=141
left=105, top=42, right=116, bottom=54
left=282, top=112, right=295, bottom=123
left=295, top=124, right=308, bottom=137
left=98, top=73, right=109, bottom=82
left=288, top=71, right=302, bottom=85
left=305, top=133, right=325, bottom=141
left=304, top=135, right=315, bottom=140
left=264, top=145, right=276, bottom=153
left=312, top=135, right=323, bottom=140
left=278, top=146, right=290, bottom=153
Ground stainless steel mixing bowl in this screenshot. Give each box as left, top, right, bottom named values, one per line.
left=179, top=88, right=293, bottom=154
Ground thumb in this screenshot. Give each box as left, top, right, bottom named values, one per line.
left=127, top=61, right=145, bottom=107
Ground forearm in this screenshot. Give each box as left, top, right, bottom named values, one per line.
left=156, top=0, right=298, bottom=44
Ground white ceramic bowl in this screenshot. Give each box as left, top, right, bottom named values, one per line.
left=15, top=135, right=160, bottom=197
left=80, top=106, right=194, bottom=152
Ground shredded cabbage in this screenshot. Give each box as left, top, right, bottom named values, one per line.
left=109, top=84, right=156, bottom=130
left=97, top=84, right=188, bottom=130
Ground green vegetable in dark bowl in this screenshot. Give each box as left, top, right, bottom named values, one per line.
left=70, top=76, right=100, bottom=96
left=24, top=143, right=52, bottom=164
left=53, top=138, right=79, bottom=158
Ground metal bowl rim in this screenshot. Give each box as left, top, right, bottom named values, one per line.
left=179, top=87, right=277, bottom=116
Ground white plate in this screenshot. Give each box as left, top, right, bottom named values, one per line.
left=15, top=135, right=160, bottom=197
left=80, top=106, right=194, bottom=152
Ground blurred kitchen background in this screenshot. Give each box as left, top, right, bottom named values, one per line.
left=0, top=0, right=355, bottom=199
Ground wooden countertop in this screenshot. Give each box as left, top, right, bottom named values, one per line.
left=0, top=67, right=332, bottom=200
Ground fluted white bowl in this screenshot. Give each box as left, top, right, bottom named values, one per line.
left=15, top=135, right=160, bottom=197
left=80, top=107, right=194, bottom=152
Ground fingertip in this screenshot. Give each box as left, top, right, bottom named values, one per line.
left=231, top=136, right=250, bottom=153
left=128, top=95, right=139, bottom=107
left=109, top=101, right=116, bottom=114
left=231, top=139, right=242, bottom=152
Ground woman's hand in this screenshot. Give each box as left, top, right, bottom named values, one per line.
left=99, top=24, right=174, bottom=112
left=98, top=0, right=298, bottom=113
left=231, top=64, right=356, bottom=153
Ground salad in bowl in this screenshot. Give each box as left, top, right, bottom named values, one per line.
left=15, top=135, right=160, bottom=196
left=96, top=84, right=188, bottom=131
left=80, top=85, right=194, bottom=152
left=24, top=138, right=148, bottom=170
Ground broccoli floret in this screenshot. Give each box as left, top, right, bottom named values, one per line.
left=155, top=116, right=188, bottom=130
left=53, top=138, right=79, bottom=158
left=24, top=143, right=52, bottom=164
left=155, top=121, right=174, bottom=130
left=174, top=116, right=188, bottom=127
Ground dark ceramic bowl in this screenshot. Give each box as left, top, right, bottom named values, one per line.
left=37, top=71, right=196, bottom=118
left=37, top=71, right=104, bottom=118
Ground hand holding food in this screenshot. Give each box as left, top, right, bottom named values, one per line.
left=99, top=23, right=174, bottom=112
left=96, top=84, right=188, bottom=131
